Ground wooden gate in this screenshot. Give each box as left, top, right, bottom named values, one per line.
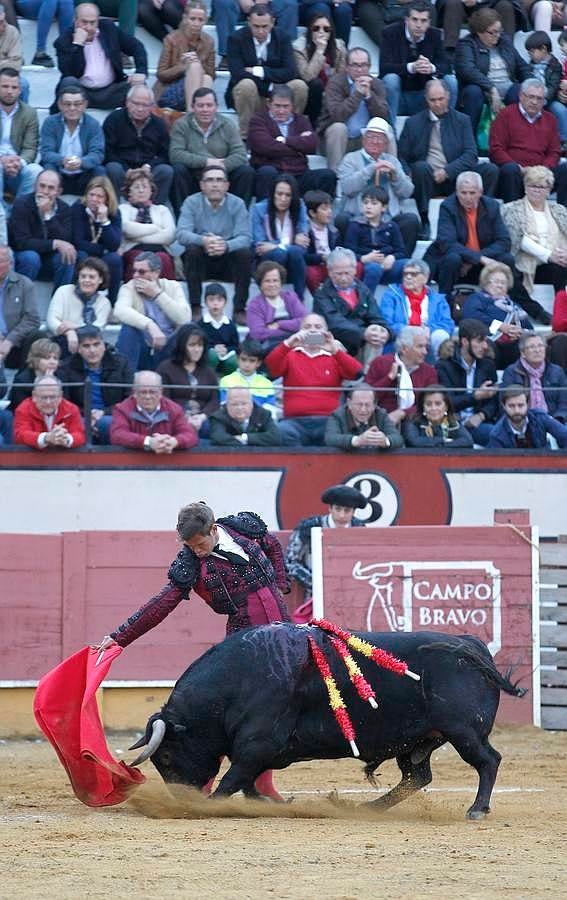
left=540, top=539, right=567, bottom=729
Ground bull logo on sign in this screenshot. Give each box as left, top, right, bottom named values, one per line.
left=352, top=560, right=502, bottom=656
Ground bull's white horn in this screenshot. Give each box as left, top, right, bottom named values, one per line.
left=130, top=718, right=166, bottom=766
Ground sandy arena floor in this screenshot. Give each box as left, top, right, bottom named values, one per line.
left=0, top=725, right=565, bottom=900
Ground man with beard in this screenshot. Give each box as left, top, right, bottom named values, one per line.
left=488, top=384, right=567, bottom=449
left=436, top=318, right=499, bottom=446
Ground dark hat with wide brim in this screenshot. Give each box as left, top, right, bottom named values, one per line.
left=321, top=484, right=366, bottom=509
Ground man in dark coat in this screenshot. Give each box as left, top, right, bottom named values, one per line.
left=488, top=384, right=567, bottom=449
left=248, top=85, right=336, bottom=200
left=313, top=247, right=391, bottom=358
left=58, top=325, right=133, bottom=444
left=209, top=387, right=282, bottom=447
left=398, top=79, right=498, bottom=239
left=103, top=84, right=173, bottom=205
left=54, top=3, right=148, bottom=110
left=285, top=484, right=366, bottom=600
left=225, top=4, right=307, bottom=140
left=436, top=318, right=499, bottom=446
left=379, top=0, right=456, bottom=120
left=324, top=381, right=404, bottom=451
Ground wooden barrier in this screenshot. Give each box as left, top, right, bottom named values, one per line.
left=540, top=539, right=567, bottom=729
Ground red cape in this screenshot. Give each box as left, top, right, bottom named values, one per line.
left=33, top=646, right=146, bottom=807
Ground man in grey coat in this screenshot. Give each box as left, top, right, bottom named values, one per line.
left=175, top=164, right=253, bottom=322
left=324, top=382, right=404, bottom=450
left=337, top=116, right=419, bottom=255
left=39, top=84, right=105, bottom=196
left=169, top=87, right=255, bottom=214
left=0, top=245, right=41, bottom=370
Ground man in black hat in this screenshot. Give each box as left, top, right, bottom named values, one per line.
left=285, top=484, right=366, bottom=608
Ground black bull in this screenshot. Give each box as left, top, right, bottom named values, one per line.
left=130, top=624, right=526, bottom=819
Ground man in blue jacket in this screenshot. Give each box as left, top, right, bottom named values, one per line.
left=39, top=84, right=105, bottom=196
left=54, top=3, right=147, bottom=110
left=488, top=385, right=567, bottom=449
left=398, top=80, right=498, bottom=239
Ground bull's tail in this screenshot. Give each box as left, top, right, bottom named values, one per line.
left=419, top=638, right=527, bottom=697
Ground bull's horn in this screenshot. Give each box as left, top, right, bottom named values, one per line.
left=130, top=719, right=166, bottom=766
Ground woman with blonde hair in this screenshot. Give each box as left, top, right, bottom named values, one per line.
left=9, top=338, right=61, bottom=410
left=119, top=168, right=176, bottom=280
left=72, top=175, right=123, bottom=304
left=155, top=1, right=215, bottom=112
left=502, top=165, right=567, bottom=295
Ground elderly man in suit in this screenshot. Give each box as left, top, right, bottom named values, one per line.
left=248, top=84, right=336, bottom=200
left=54, top=2, right=147, bottom=110
left=398, top=79, right=498, bottom=240
left=226, top=3, right=307, bottom=141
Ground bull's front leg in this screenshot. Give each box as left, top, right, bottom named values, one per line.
left=212, top=762, right=263, bottom=798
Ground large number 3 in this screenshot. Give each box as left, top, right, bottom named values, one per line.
left=343, top=473, right=400, bottom=527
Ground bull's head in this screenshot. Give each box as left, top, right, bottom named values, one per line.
left=128, top=712, right=221, bottom=790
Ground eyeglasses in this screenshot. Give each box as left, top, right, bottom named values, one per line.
left=485, top=28, right=502, bottom=36
left=526, top=183, right=550, bottom=190
left=312, top=25, right=331, bottom=32
left=348, top=60, right=370, bottom=69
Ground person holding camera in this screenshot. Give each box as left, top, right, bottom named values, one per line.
left=313, top=246, right=391, bottom=364
left=265, top=311, right=363, bottom=445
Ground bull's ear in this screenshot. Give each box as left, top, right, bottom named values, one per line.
left=173, top=724, right=187, bottom=734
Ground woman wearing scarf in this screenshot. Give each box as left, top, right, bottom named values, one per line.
left=379, top=259, right=455, bottom=360
left=72, top=175, right=123, bottom=306
left=403, top=384, right=474, bottom=448
left=461, top=261, right=533, bottom=368
left=46, top=257, right=111, bottom=357
left=502, top=166, right=567, bottom=296
left=500, top=332, right=567, bottom=422
left=119, top=168, right=176, bottom=281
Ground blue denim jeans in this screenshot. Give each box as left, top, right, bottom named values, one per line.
left=0, top=409, right=13, bottom=445
left=549, top=100, right=567, bottom=142
left=362, top=258, right=408, bottom=294
left=16, top=0, right=74, bottom=51
left=15, top=250, right=75, bottom=290
left=116, top=324, right=175, bottom=372
left=277, top=415, right=327, bottom=446
left=0, top=163, right=42, bottom=213
left=383, top=73, right=458, bottom=121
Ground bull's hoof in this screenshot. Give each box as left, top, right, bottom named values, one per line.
left=466, top=808, right=489, bottom=820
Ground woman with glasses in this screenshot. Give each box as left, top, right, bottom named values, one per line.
left=154, top=1, right=215, bottom=112
left=455, top=7, right=530, bottom=132
left=438, top=0, right=525, bottom=61
left=502, top=166, right=567, bottom=296
left=379, top=259, right=455, bottom=359
left=293, top=11, right=347, bottom=126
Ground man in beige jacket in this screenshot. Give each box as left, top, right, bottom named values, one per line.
left=114, top=250, right=191, bottom=370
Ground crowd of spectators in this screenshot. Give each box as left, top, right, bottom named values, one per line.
left=1, top=0, right=567, bottom=453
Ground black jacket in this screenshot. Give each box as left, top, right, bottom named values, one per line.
left=103, top=108, right=170, bottom=169
left=528, top=55, right=563, bottom=104
left=398, top=107, right=478, bottom=181
left=9, top=194, right=72, bottom=253
left=436, top=349, right=499, bottom=422
left=424, top=193, right=511, bottom=270
left=71, top=201, right=122, bottom=257
left=58, top=346, right=133, bottom=413
left=226, top=26, right=297, bottom=107
left=455, top=32, right=530, bottom=99
left=54, top=19, right=147, bottom=86
left=209, top=402, right=282, bottom=447
left=305, top=224, right=338, bottom=266
left=313, top=277, right=391, bottom=355
left=379, top=21, right=450, bottom=91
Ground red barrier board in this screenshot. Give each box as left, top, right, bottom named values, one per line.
left=312, top=524, right=539, bottom=725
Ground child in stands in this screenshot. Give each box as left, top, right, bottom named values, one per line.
left=344, top=186, right=409, bottom=295
left=199, top=283, right=240, bottom=376
left=304, top=190, right=338, bottom=295
left=219, top=338, right=278, bottom=416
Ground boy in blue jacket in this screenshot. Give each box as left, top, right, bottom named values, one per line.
left=345, top=186, right=409, bottom=294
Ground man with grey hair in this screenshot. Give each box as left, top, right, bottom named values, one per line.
left=313, top=246, right=391, bottom=360
left=114, top=250, right=191, bottom=370
left=338, top=116, right=419, bottom=255
left=325, top=381, right=404, bottom=450
left=490, top=77, right=567, bottom=206
left=398, top=79, right=498, bottom=240
left=103, top=84, right=173, bottom=205
left=209, top=386, right=282, bottom=447
left=110, top=369, right=199, bottom=452
left=424, top=171, right=520, bottom=306
left=366, top=325, right=437, bottom=426
left=13, top=374, right=86, bottom=449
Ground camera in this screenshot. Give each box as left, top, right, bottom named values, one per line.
left=303, top=332, right=325, bottom=347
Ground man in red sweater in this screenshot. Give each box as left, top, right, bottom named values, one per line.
left=14, top=374, right=86, bottom=449
left=110, top=370, right=199, bottom=452
left=265, top=312, right=363, bottom=445
left=366, top=325, right=437, bottom=427
left=489, top=78, right=567, bottom=204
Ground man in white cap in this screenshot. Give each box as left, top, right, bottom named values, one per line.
left=338, top=116, right=420, bottom=255
left=285, top=484, right=367, bottom=612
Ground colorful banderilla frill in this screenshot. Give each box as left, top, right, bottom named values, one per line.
left=308, top=618, right=421, bottom=757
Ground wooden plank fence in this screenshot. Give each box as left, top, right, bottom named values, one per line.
left=540, top=538, right=567, bottom=729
